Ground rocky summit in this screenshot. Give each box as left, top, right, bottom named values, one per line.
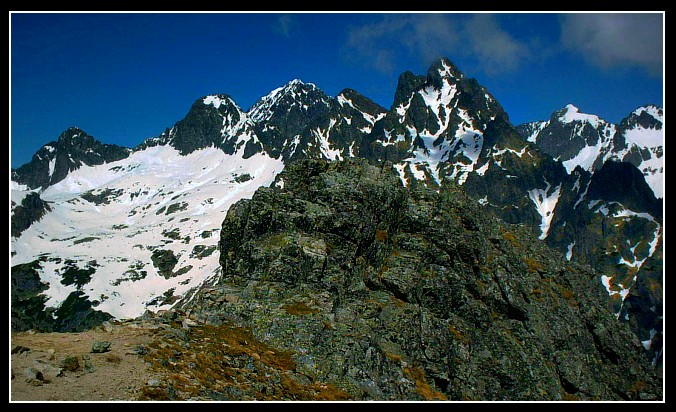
left=176, top=158, right=661, bottom=401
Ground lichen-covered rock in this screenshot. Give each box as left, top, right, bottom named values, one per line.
left=180, top=158, right=661, bottom=401
left=91, top=341, right=112, bottom=353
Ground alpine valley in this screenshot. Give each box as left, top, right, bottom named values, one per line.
left=10, top=57, right=663, bottom=401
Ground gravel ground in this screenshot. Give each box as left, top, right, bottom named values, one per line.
left=10, top=321, right=164, bottom=402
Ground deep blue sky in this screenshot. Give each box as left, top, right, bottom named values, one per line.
left=10, top=12, right=664, bottom=168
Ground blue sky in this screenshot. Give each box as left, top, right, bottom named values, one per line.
left=10, top=12, right=664, bottom=167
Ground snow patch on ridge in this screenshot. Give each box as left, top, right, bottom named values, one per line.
left=528, top=180, right=562, bottom=240
left=203, top=95, right=228, bottom=109
left=559, top=104, right=602, bottom=128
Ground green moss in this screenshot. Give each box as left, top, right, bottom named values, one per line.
left=282, top=301, right=320, bottom=316
left=142, top=322, right=350, bottom=401
left=261, top=233, right=292, bottom=252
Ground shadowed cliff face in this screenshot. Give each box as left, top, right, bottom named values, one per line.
left=179, top=158, right=661, bottom=401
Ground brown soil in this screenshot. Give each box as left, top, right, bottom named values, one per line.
left=10, top=321, right=163, bottom=402
left=10, top=318, right=351, bottom=402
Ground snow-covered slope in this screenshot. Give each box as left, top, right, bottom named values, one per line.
left=11, top=145, right=283, bottom=319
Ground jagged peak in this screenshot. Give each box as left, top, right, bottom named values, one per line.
left=631, top=104, right=663, bottom=122
left=201, top=94, right=239, bottom=111
left=425, top=57, right=466, bottom=91
left=337, top=88, right=358, bottom=98
left=430, top=57, right=465, bottom=80
left=253, top=78, right=325, bottom=106
left=57, top=127, right=91, bottom=143
left=288, top=78, right=309, bottom=87
left=336, top=89, right=360, bottom=107
left=337, top=88, right=387, bottom=114
left=248, top=78, right=331, bottom=123
left=269, top=78, right=320, bottom=97
left=553, top=104, right=605, bottom=128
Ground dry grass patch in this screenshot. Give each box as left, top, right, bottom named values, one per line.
left=403, top=366, right=448, bottom=400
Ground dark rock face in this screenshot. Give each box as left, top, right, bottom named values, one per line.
left=544, top=160, right=663, bottom=368
left=141, top=95, right=264, bottom=157
left=249, top=80, right=387, bottom=163
left=617, top=104, right=663, bottom=135
left=11, top=192, right=51, bottom=238
left=586, top=160, right=661, bottom=219
left=11, top=127, right=131, bottom=190
left=180, top=158, right=661, bottom=401
left=249, top=80, right=334, bottom=161
left=11, top=259, right=113, bottom=332
left=11, top=261, right=53, bottom=331
left=515, top=104, right=663, bottom=199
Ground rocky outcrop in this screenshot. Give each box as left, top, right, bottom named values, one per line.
left=179, top=158, right=661, bottom=401
left=11, top=192, right=51, bottom=238
left=11, top=127, right=131, bottom=190
left=139, top=94, right=264, bottom=158
left=11, top=259, right=113, bottom=333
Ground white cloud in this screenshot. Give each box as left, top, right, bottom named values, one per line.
left=273, top=14, right=296, bottom=37
left=343, top=15, right=417, bottom=73
left=464, top=14, right=530, bottom=74
left=343, top=13, right=531, bottom=75
left=560, top=13, right=663, bottom=76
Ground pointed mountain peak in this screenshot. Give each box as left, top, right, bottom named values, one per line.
left=621, top=104, right=664, bottom=131
left=632, top=104, right=663, bottom=120
left=427, top=57, right=465, bottom=84
left=288, top=78, right=308, bottom=87
left=13, top=127, right=130, bottom=190
left=271, top=79, right=321, bottom=96
left=254, top=78, right=325, bottom=104
left=248, top=79, right=331, bottom=124
left=424, top=57, right=466, bottom=92
left=337, top=88, right=359, bottom=99
left=391, top=70, right=427, bottom=110
left=337, top=88, right=386, bottom=113
left=153, top=92, right=262, bottom=157
left=553, top=104, right=604, bottom=127
left=57, top=127, right=94, bottom=144
left=201, top=94, right=239, bottom=111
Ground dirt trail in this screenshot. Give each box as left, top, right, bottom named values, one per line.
left=10, top=321, right=162, bottom=402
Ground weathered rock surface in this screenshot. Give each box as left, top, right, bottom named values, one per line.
left=177, top=158, right=662, bottom=401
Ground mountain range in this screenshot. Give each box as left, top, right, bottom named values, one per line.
left=11, top=57, right=663, bottom=382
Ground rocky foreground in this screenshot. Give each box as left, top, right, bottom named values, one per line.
left=178, top=158, right=661, bottom=401
left=11, top=312, right=350, bottom=401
